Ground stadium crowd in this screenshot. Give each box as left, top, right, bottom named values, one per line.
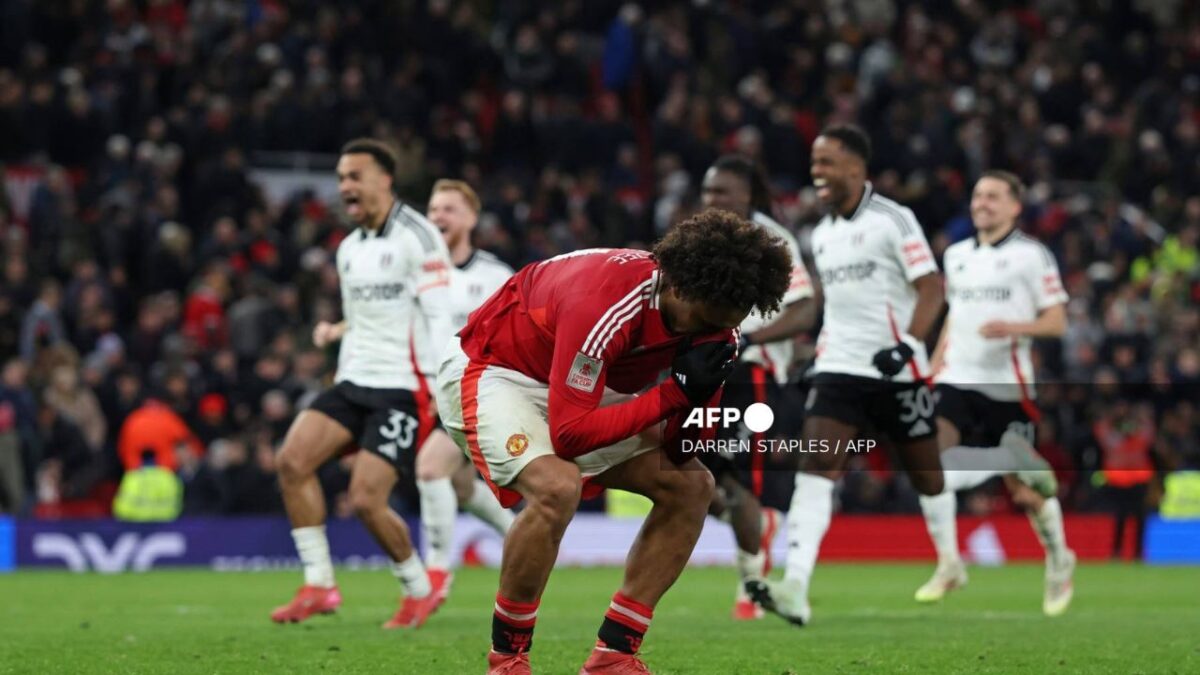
left=0, top=1, right=1197, bottom=535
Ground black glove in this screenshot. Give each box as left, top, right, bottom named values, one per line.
left=672, top=338, right=737, bottom=404
left=872, top=341, right=914, bottom=378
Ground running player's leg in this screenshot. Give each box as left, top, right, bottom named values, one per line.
left=353, top=396, right=441, bottom=627
left=756, top=414, right=855, bottom=625
left=936, top=391, right=1053, bottom=493
left=416, top=428, right=465, bottom=574
left=713, top=362, right=770, bottom=617
left=915, top=415, right=968, bottom=602
left=271, top=407, right=355, bottom=622
left=349, top=451, right=414, bottom=562
left=279, top=410, right=354, bottom=529
left=700, top=450, right=766, bottom=618
left=1004, top=469, right=1074, bottom=615
left=933, top=385, right=997, bottom=492
left=723, top=475, right=765, bottom=578
left=896, top=437, right=944, bottom=495
left=583, top=449, right=713, bottom=661
left=347, top=450, right=438, bottom=628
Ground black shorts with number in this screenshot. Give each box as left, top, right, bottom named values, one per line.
left=804, top=372, right=936, bottom=442
left=701, top=362, right=796, bottom=512
left=935, top=384, right=1035, bottom=447
left=308, top=381, right=430, bottom=476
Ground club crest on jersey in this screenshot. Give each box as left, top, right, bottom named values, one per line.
left=566, top=352, right=603, bottom=393
left=505, top=433, right=529, bottom=457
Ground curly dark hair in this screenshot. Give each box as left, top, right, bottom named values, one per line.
left=653, top=208, right=792, bottom=315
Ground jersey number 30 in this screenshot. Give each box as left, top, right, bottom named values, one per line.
left=895, top=388, right=935, bottom=424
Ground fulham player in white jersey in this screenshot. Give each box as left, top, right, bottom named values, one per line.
left=415, top=179, right=516, bottom=606
left=699, top=155, right=815, bottom=620
left=916, top=170, right=1074, bottom=616
left=270, top=139, right=454, bottom=629
left=749, top=125, right=948, bottom=625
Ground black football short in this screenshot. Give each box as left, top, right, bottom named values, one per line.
left=698, top=362, right=797, bottom=512
left=804, top=372, right=936, bottom=442
left=935, top=384, right=1036, bottom=447
left=309, top=381, right=431, bottom=475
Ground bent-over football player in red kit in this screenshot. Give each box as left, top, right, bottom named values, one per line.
left=437, top=210, right=792, bottom=674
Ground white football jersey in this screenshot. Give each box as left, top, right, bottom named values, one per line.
left=448, top=249, right=513, bottom=333
left=939, top=230, right=1068, bottom=401
left=334, top=201, right=453, bottom=391
left=740, top=211, right=814, bottom=385
left=811, top=183, right=939, bottom=381
left=413, top=248, right=512, bottom=378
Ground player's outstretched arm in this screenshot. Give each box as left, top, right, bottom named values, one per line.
left=980, top=303, right=1067, bottom=339
left=742, top=297, right=815, bottom=347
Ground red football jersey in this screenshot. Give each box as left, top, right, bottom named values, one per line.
left=458, top=248, right=733, bottom=458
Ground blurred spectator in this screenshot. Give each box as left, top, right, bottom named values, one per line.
left=19, top=279, right=65, bottom=361
left=35, top=404, right=98, bottom=503
left=181, top=262, right=231, bottom=351
left=0, top=292, right=22, bottom=362
left=0, top=372, right=22, bottom=512
left=112, top=450, right=183, bottom=522
left=42, top=365, right=106, bottom=453
left=117, top=397, right=203, bottom=472
left=193, top=393, right=233, bottom=446
left=1092, top=399, right=1157, bottom=560
left=226, top=276, right=278, bottom=364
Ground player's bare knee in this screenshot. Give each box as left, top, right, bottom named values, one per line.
left=348, top=485, right=387, bottom=521
left=692, top=467, right=717, bottom=504
left=526, top=475, right=581, bottom=529
left=276, top=445, right=311, bottom=485
left=652, top=465, right=714, bottom=510
left=414, top=460, right=444, bottom=484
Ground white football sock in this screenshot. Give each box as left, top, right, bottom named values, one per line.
left=292, top=525, right=335, bottom=588
left=463, top=478, right=515, bottom=535
left=784, top=473, right=834, bottom=585
left=392, top=552, right=432, bottom=598
left=1029, top=497, right=1069, bottom=567
left=417, top=477, right=457, bottom=570
left=919, top=492, right=960, bottom=564
left=736, top=547, right=766, bottom=582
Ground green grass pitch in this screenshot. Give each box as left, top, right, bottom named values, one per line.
left=2, top=564, right=1197, bottom=674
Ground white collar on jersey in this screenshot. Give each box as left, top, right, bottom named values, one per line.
left=357, top=199, right=402, bottom=240
left=834, top=181, right=873, bottom=222
left=456, top=249, right=478, bottom=271
left=973, top=225, right=1020, bottom=249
